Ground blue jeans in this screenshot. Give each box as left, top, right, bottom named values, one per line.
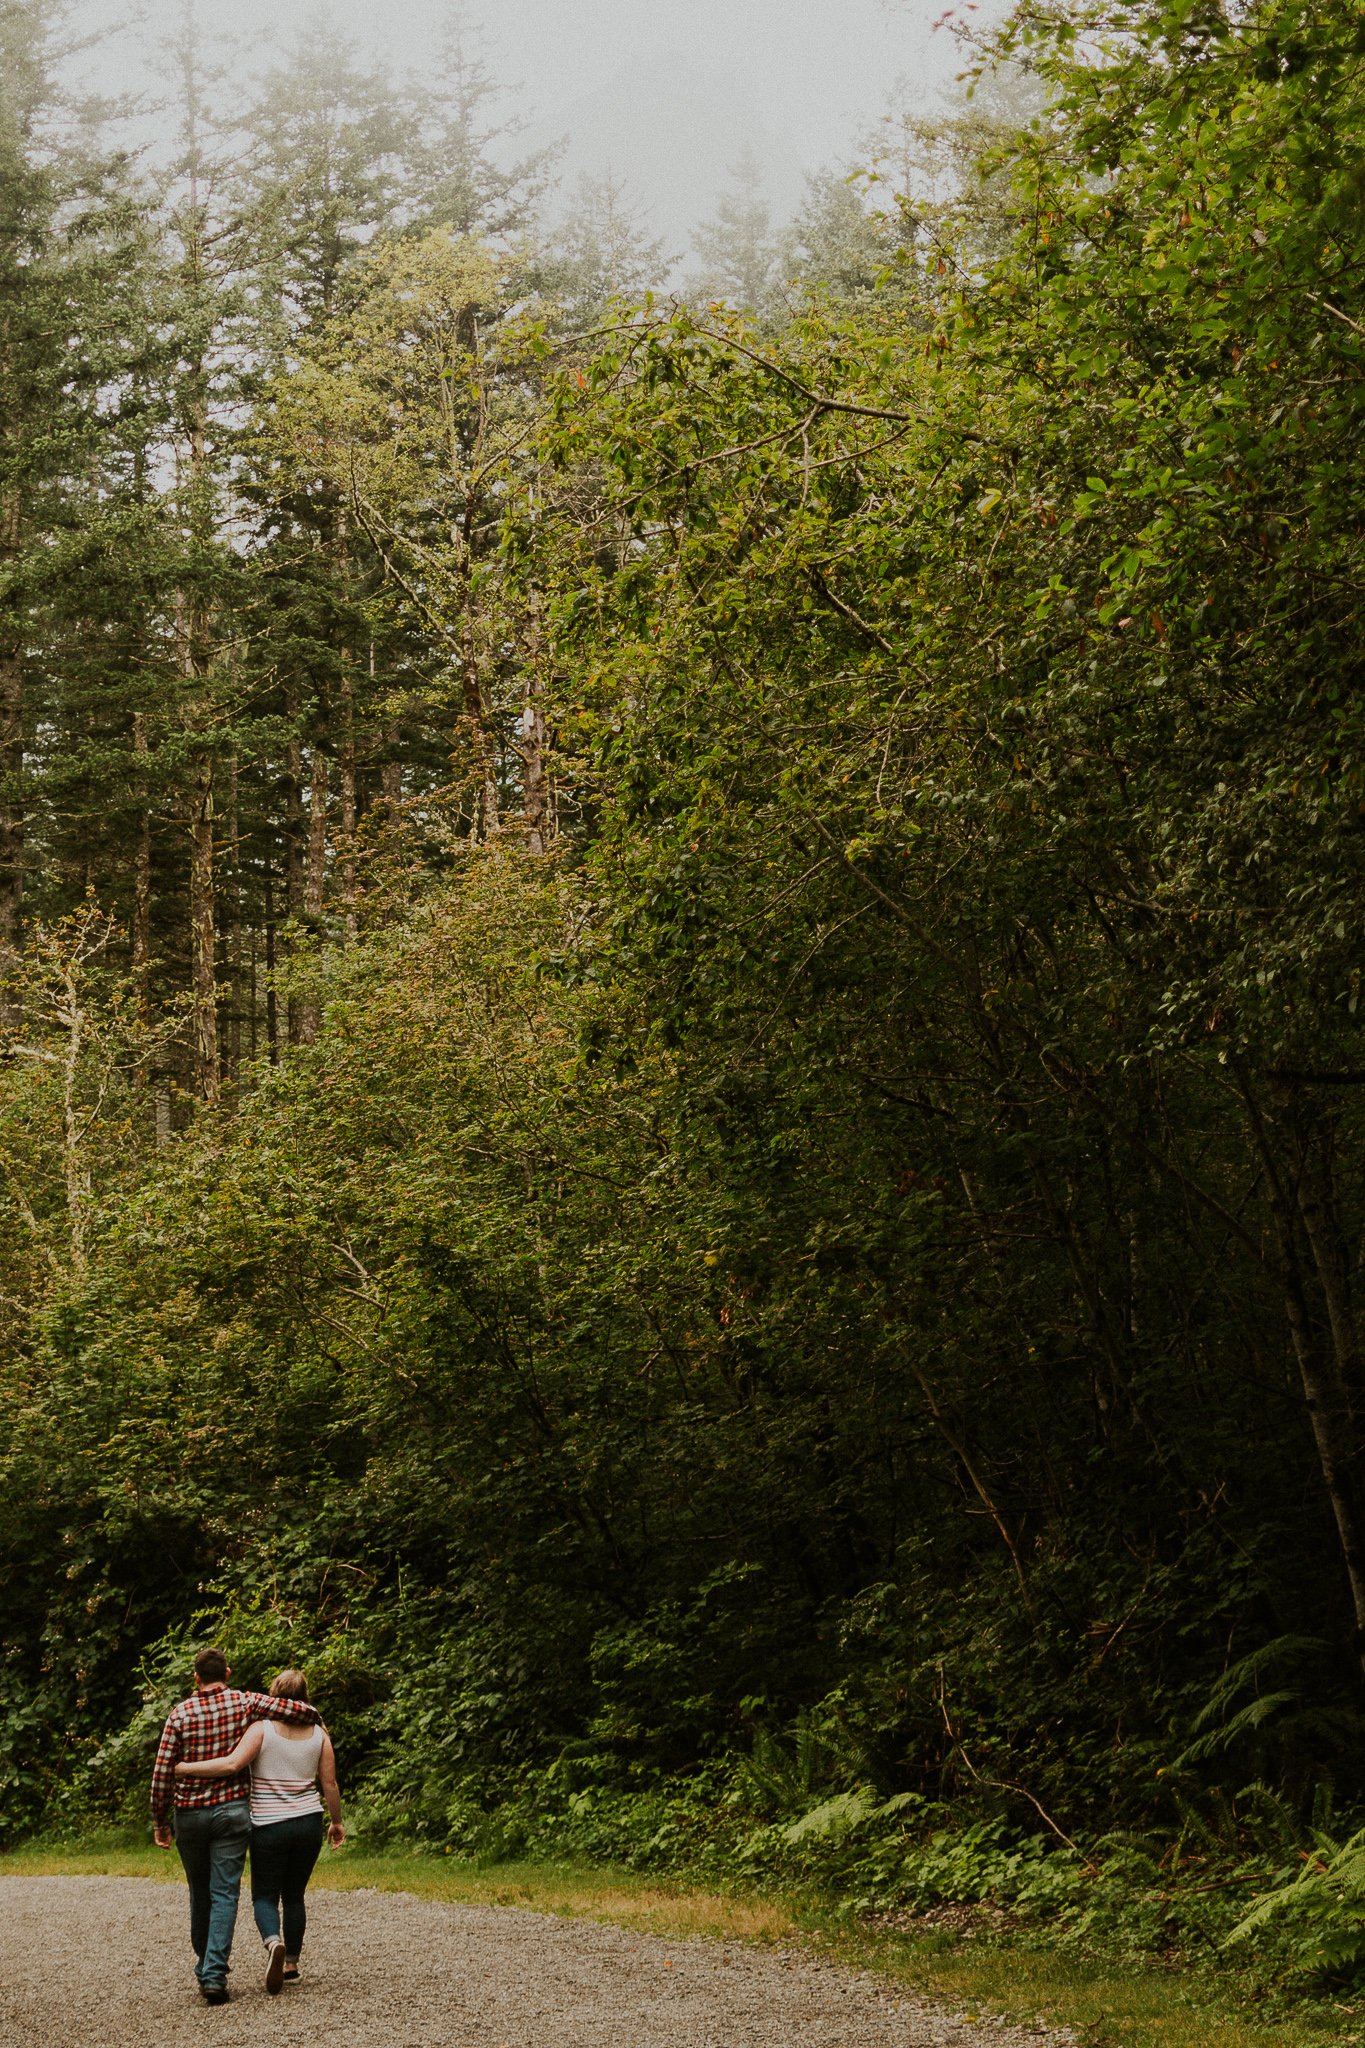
left=250, top=1813, right=325, bottom=1958
left=173, top=1800, right=251, bottom=1988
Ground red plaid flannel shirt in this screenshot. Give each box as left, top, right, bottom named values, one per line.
left=150, top=1685, right=319, bottom=1827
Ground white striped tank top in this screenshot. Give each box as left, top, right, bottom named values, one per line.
left=250, top=1720, right=325, bottom=1826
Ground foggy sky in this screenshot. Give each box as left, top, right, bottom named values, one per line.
left=84, top=0, right=990, bottom=248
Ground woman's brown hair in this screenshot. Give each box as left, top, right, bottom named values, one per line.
left=269, top=1668, right=310, bottom=1702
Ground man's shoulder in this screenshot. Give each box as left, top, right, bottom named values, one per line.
left=169, top=1687, right=248, bottom=1722
left=223, top=1687, right=265, bottom=1710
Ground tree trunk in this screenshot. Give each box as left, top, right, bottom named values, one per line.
left=284, top=717, right=304, bottom=1045
left=381, top=723, right=402, bottom=810
left=0, top=645, right=23, bottom=982
left=909, top=1358, right=1040, bottom=1629
left=1243, top=1075, right=1365, bottom=1680
left=285, top=727, right=305, bottom=915
left=263, top=861, right=279, bottom=1065
left=174, top=71, right=217, bottom=1107
left=248, top=926, right=258, bottom=1062
left=188, top=748, right=218, bottom=1104
left=306, top=744, right=328, bottom=919
left=521, top=592, right=549, bottom=856
left=132, top=711, right=152, bottom=1016
left=1295, top=1122, right=1364, bottom=1401
left=297, top=743, right=328, bottom=1044
left=223, top=754, right=242, bottom=1088
left=0, top=493, right=24, bottom=1020
left=339, top=674, right=358, bottom=942
left=458, top=521, right=497, bottom=839
left=1277, top=1230, right=1365, bottom=1672
left=58, top=952, right=91, bottom=1277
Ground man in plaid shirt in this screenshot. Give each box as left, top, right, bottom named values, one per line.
left=151, top=1645, right=319, bottom=2004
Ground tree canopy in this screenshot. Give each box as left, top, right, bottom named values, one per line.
left=3, top=0, right=1365, bottom=1987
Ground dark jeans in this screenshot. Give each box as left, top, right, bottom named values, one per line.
left=250, top=1812, right=325, bottom=1957
left=173, top=1800, right=251, bottom=1988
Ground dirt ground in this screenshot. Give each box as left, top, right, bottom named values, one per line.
left=0, top=1875, right=1071, bottom=2048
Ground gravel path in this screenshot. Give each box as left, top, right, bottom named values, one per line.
left=0, top=1876, right=1071, bottom=2048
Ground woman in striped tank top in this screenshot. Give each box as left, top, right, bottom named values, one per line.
left=176, top=1669, right=345, bottom=1994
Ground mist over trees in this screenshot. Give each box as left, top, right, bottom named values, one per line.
left=4, top=0, right=1365, bottom=1990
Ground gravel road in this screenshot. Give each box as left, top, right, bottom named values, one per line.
left=0, top=1876, right=1071, bottom=2048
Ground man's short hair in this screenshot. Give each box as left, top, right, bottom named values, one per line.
left=193, top=1646, right=229, bottom=1685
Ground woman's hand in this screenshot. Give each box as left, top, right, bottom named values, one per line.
left=319, top=1730, right=344, bottom=1849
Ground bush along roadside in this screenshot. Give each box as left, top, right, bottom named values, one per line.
left=353, top=1755, right=1365, bottom=2018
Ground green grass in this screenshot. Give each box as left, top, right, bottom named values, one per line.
left=0, top=1835, right=793, bottom=1938
left=1, top=1835, right=1354, bottom=2048
left=828, top=1922, right=1352, bottom=2048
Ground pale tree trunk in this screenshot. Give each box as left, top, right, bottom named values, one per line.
left=176, top=574, right=217, bottom=1106
left=188, top=747, right=218, bottom=1104
left=444, top=325, right=497, bottom=840
left=223, top=754, right=241, bottom=1087
left=334, top=520, right=358, bottom=940
left=58, top=954, right=92, bottom=1278
left=0, top=492, right=24, bottom=1022
left=339, top=673, right=358, bottom=942
left=373, top=646, right=403, bottom=814
left=179, top=400, right=217, bottom=1101
left=263, top=862, right=279, bottom=1064
left=297, top=743, right=327, bottom=1044
left=131, top=712, right=152, bottom=1016
left=521, top=592, right=549, bottom=856
left=284, top=714, right=305, bottom=1045
left=285, top=726, right=306, bottom=915
left=132, top=711, right=156, bottom=1131
left=0, top=645, right=23, bottom=975
left=306, top=745, right=328, bottom=918
left=175, top=118, right=218, bottom=1105
left=457, top=512, right=497, bottom=840
left=381, top=725, right=402, bottom=810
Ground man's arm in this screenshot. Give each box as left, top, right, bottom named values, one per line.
left=240, top=1690, right=320, bottom=1727
left=149, top=1714, right=182, bottom=1844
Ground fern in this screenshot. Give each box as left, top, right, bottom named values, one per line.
left=1228, top=1824, right=1365, bottom=1953
left=1237, top=1780, right=1308, bottom=1858
left=1174, top=1635, right=1323, bottom=1769
left=1177, top=1692, right=1300, bottom=1766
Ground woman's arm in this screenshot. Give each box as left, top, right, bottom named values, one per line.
left=174, top=1722, right=266, bottom=1780
left=318, top=1730, right=345, bottom=1846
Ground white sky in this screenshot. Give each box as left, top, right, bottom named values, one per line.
left=83, top=0, right=993, bottom=247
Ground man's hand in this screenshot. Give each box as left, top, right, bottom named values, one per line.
left=326, top=1820, right=345, bottom=1849
left=153, top=1824, right=173, bottom=1850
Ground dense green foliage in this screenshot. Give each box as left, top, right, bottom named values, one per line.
left=4, top=0, right=1365, bottom=1999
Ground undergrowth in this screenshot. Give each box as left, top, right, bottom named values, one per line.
left=350, top=1757, right=1365, bottom=2019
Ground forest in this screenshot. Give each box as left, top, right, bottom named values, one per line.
left=4, top=0, right=1365, bottom=1999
